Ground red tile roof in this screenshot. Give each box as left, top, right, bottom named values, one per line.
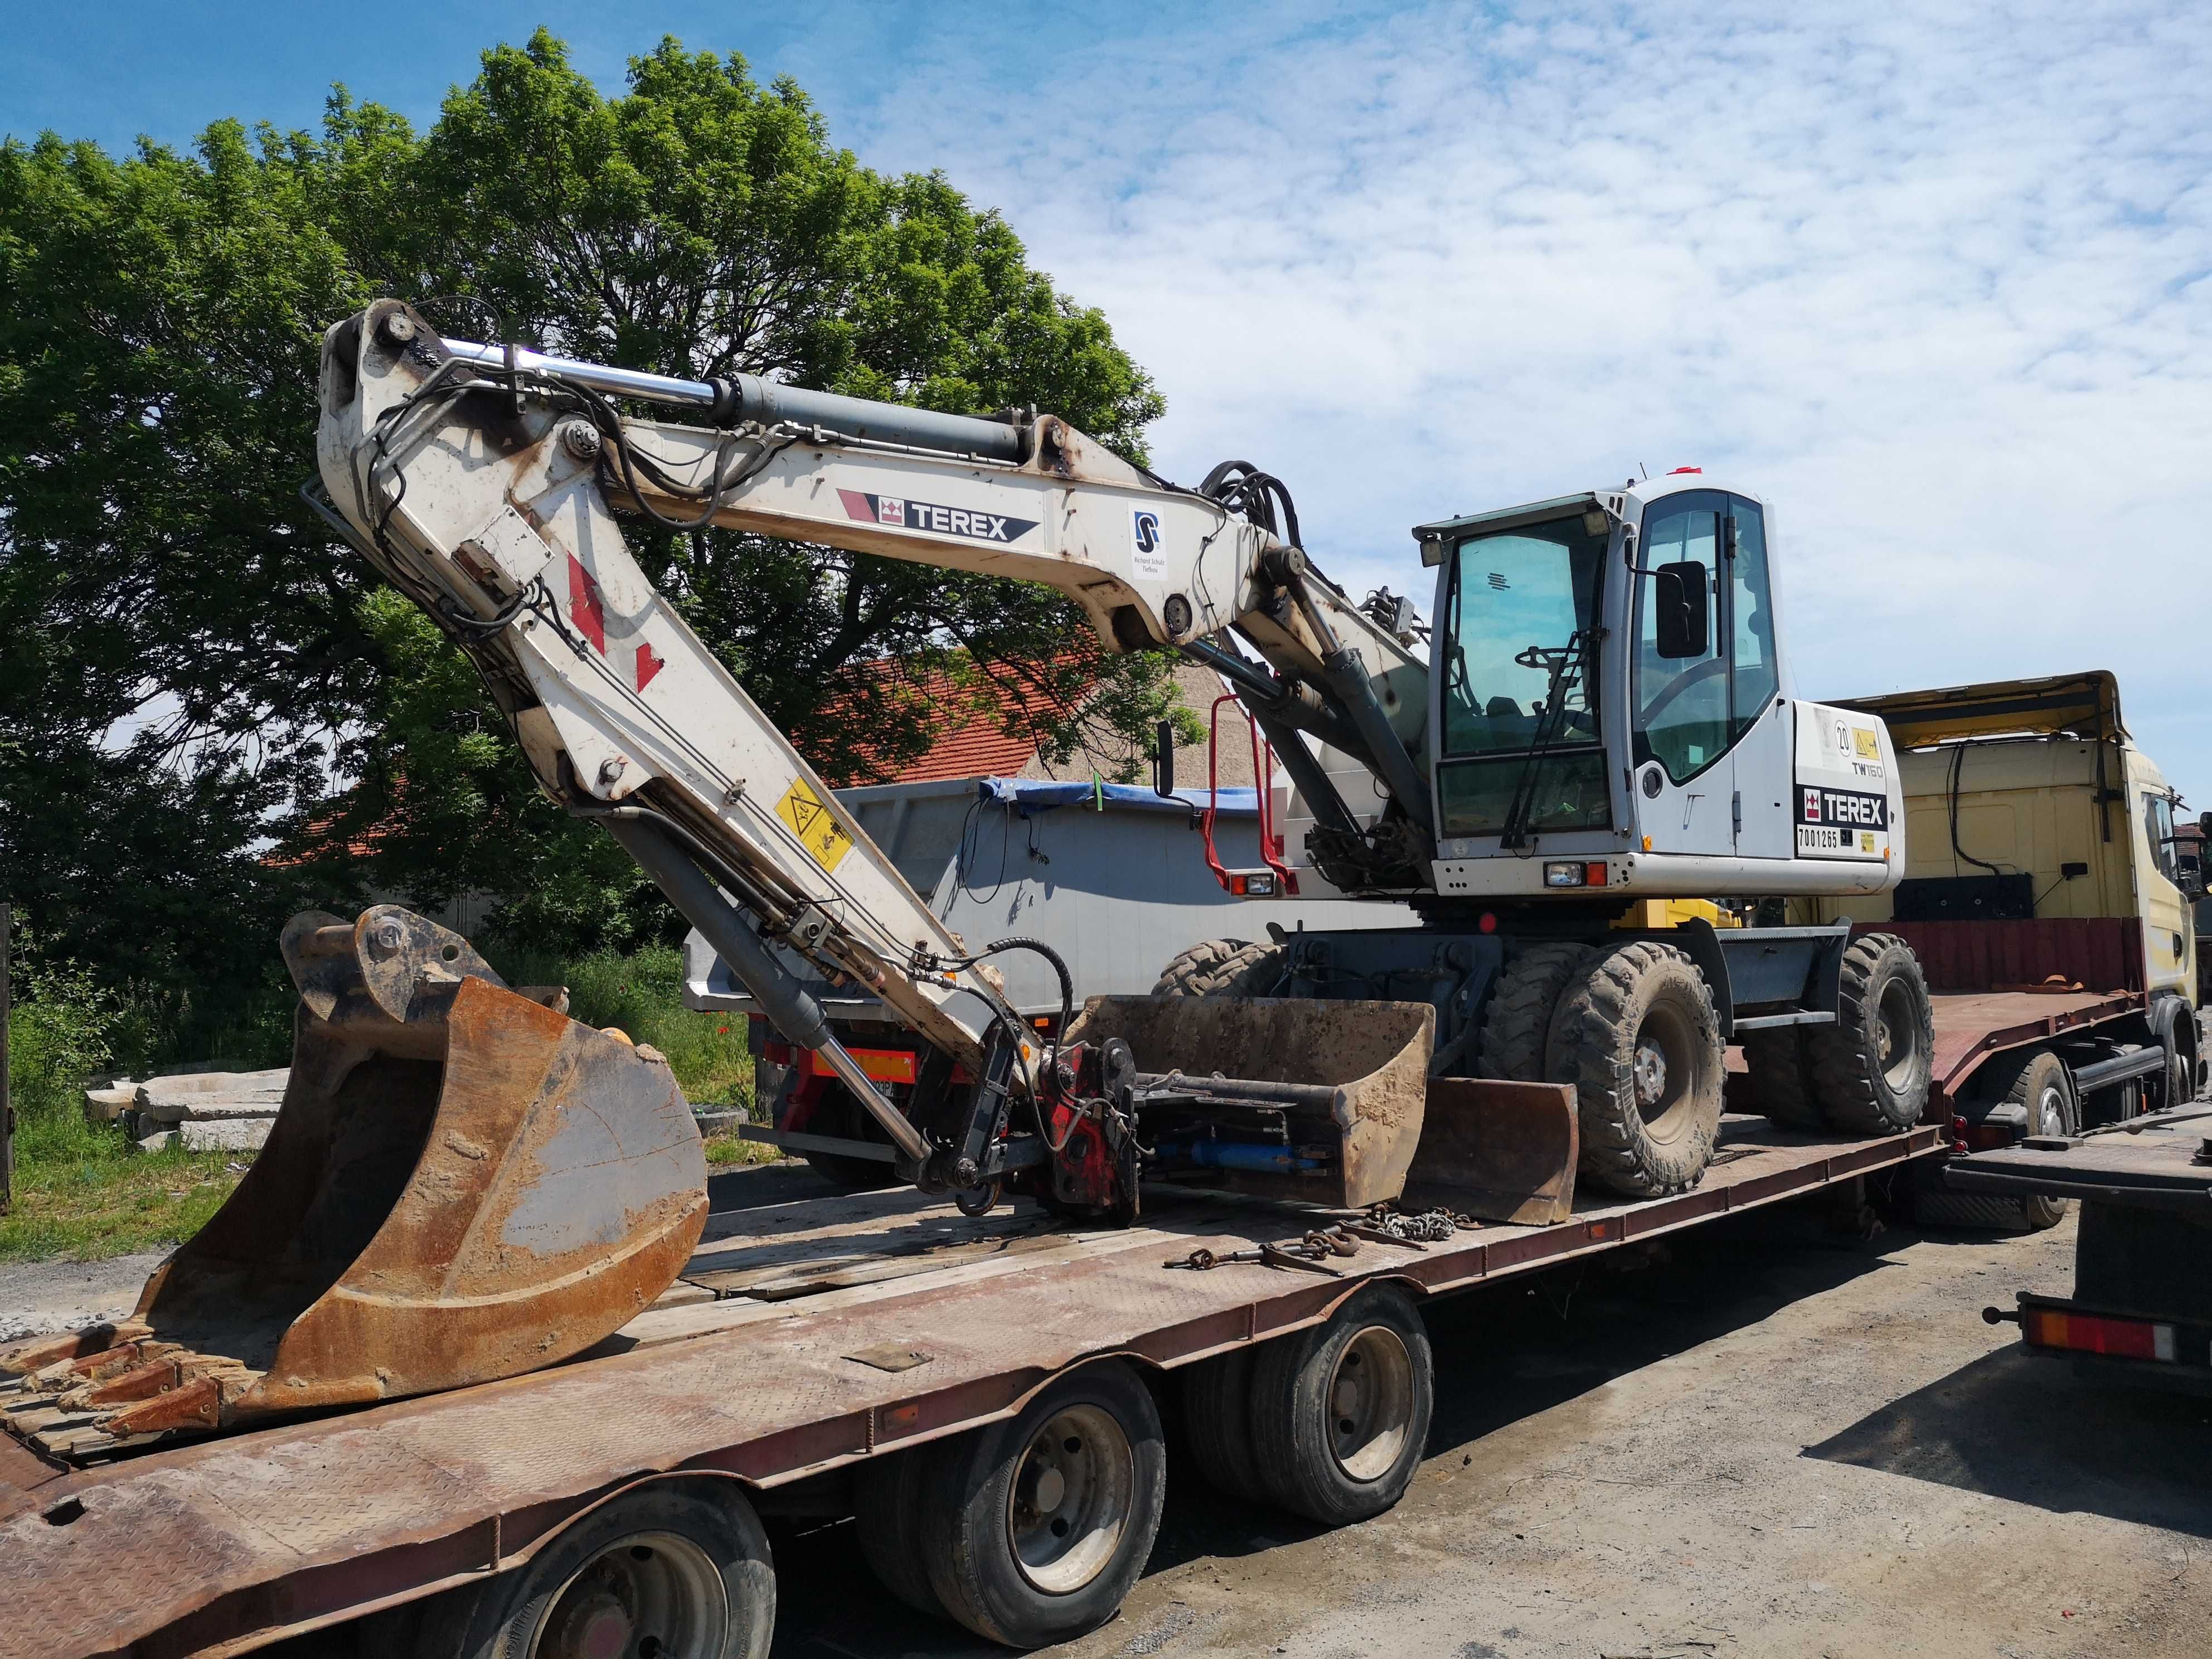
left=818, top=654, right=1099, bottom=786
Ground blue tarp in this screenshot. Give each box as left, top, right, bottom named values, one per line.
left=977, top=777, right=1260, bottom=817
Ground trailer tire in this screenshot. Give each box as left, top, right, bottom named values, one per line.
left=855, top=1443, right=951, bottom=1619
left=918, top=1361, right=1166, bottom=1649
left=1246, top=1283, right=1433, bottom=1526
left=1477, top=943, right=1598, bottom=1081
left=1152, top=937, right=1287, bottom=998
left=1550, top=942, right=1724, bottom=1198
left=1919, top=1047, right=2077, bottom=1233
left=1182, top=1347, right=1267, bottom=1503
left=437, top=1481, right=775, bottom=1659
left=1807, top=934, right=1933, bottom=1136
left=1740, top=1027, right=1823, bottom=1131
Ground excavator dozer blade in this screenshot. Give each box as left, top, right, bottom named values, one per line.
left=3, top=907, right=706, bottom=1442
left=1401, top=1077, right=1579, bottom=1224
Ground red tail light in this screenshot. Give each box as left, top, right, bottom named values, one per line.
left=2024, top=1307, right=2174, bottom=1361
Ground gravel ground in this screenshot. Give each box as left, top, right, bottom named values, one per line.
left=0, top=1250, right=167, bottom=1344
left=759, top=1202, right=2211, bottom=1659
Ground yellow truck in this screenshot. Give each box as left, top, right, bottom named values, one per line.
left=1781, top=671, right=2203, bottom=1221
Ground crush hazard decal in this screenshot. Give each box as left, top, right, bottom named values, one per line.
left=774, top=778, right=855, bottom=873
left=837, top=489, right=1038, bottom=545
left=1797, top=784, right=1887, bottom=856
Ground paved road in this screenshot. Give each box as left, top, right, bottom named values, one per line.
left=762, top=1202, right=2211, bottom=1659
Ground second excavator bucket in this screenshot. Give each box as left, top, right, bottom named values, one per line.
left=2, top=907, right=706, bottom=1445
left=1074, top=995, right=1437, bottom=1209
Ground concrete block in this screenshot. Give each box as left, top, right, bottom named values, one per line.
left=83, top=1085, right=138, bottom=1126
left=177, top=1099, right=283, bottom=1123
left=137, top=1073, right=288, bottom=1124
left=176, top=1118, right=273, bottom=1154
left=133, top=1130, right=178, bottom=1155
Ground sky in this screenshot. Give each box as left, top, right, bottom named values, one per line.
left=9, top=2, right=2211, bottom=799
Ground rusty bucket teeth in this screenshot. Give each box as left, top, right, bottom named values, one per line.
left=66, top=905, right=710, bottom=1436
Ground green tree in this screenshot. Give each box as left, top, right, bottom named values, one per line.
left=0, top=29, right=1176, bottom=1009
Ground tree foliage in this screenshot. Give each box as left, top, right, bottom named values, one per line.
left=0, top=30, right=1171, bottom=1035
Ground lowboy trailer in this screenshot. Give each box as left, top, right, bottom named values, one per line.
left=2, top=1118, right=1947, bottom=1658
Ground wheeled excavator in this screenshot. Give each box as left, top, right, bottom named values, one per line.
left=1, top=300, right=1937, bottom=1437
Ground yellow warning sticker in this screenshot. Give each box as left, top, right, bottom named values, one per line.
left=1852, top=726, right=1880, bottom=759
left=775, top=778, right=855, bottom=873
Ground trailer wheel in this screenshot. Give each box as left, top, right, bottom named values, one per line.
left=1550, top=942, right=1724, bottom=1197
left=1919, top=1047, right=2077, bottom=1233
left=439, top=1482, right=774, bottom=1659
left=1245, top=1283, right=1433, bottom=1526
left=1181, top=1347, right=1267, bottom=1503
left=1152, top=937, right=1286, bottom=997
left=855, top=1443, right=950, bottom=1618
left=1476, top=943, right=1597, bottom=1081
left=1740, top=1027, right=1823, bottom=1131
left=918, top=1361, right=1166, bottom=1648
left=1807, top=934, right=1933, bottom=1136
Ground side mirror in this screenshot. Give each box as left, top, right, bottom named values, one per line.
left=1153, top=719, right=1176, bottom=798
left=1653, top=561, right=1710, bottom=659
left=2198, top=810, right=2212, bottom=840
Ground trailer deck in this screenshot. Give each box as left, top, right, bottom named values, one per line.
left=1, top=1117, right=1940, bottom=1659
left=1927, top=987, right=2143, bottom=1099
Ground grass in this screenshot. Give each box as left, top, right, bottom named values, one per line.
left=2, top=944, right=772, bottom=1264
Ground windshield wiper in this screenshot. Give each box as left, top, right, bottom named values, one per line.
left=1498, top=628, right=1600, bottom=852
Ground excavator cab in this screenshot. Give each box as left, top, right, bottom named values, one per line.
left=1, top=908, right=706, bottom=1447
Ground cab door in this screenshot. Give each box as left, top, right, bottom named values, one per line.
left=1719, top=496, right=1792, bottom=858
left=1631, top=491, right=1735, bottom=855
left=2133, top=767, right=2192, bottom=996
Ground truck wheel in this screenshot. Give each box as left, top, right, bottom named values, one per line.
left=1550, top=942, right=1724, bottom=1197
left=1246, top=1283, right=1433, bottom=1526
left=2156, top=1034, right=2195, bottom=1112
left=799, top=1084, right=903, bottom=1191
left=1807, top=934, right=1933, bottom=1135
left=1181, top=1347, right=1267, bottom=1503
left=1920, top=1048, right=2077, bottom=1233
left=439, top=1482, right=775, bottom=1659
left=1152, top=938, right=1286, bottom=997
left=918, top=1361, right=1166, bottom=1648
left=855, top=1443, right=950, bottom=1618
left=1476, top=942, right=1597, bottom=1080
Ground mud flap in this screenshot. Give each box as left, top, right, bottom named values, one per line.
left=2, top=907, right=707, bottom=1440
left=1401, top=1078, right=1579, bottom=1225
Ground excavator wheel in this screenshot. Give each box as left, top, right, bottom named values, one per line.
left=1805, top=933, right=1933, bottom=1136
left=1477, top=943, right=1597, bottom=1081
left=1151, top=938, right=1287, bottom=998
left=1740, top=1027, right=1825, bottom=1131
left=1548, top=942, right=1723, bottom=1199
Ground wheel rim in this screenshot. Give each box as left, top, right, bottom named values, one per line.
left=1632, top=998, right=1700, bottom=1142
left=1874, top=978, right=1924, bottom=1091
left=526, top=1530, right=727, bottom=1659
left=1006, top=1403, right=1135, bottom=1595
left=1328, top=1326, right=1415, bottom=1482
left=2035, top=1079, right=2068, bottom=1138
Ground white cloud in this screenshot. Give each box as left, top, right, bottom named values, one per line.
left=798, top=0, right=2212, bottom=794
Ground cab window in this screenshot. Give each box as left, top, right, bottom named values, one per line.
left=2146, top=792, right=2177, bottom=881
left=1633, top=494, right=1728, bottom=782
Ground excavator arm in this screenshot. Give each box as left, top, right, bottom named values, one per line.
left=310, top=299, right=1431, bottom=1193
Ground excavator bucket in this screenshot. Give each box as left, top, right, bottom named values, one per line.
left=2, top=906, right=706, bottom=1445
left=1073, top=996, right=1437, bottom=1209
